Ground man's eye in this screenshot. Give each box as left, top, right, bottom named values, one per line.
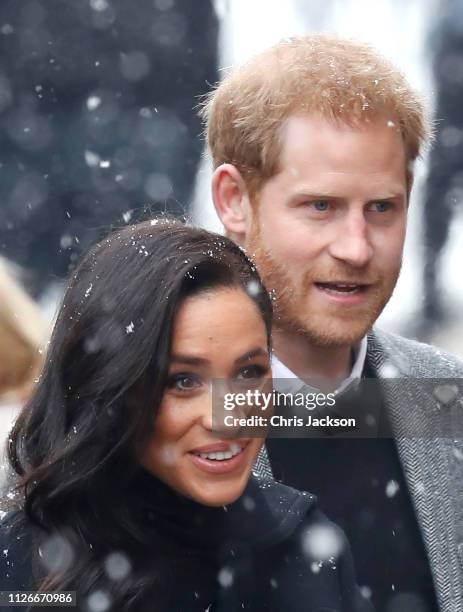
left=236, top=365, right=269, bottom=380
left=369, top=201, right=391, bottom=213
left=309, top=200, right=330, bottom=212
left=167, top=374, right=201, bottom=391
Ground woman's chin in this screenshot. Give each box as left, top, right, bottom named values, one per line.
left=189, top=474, right=250, bottom=507
left=196, top=492, right=243, bottom=508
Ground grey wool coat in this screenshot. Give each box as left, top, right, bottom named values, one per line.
left=254, top=328, right=463, bottom=612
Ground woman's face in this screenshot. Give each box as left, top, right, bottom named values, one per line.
left=141, top=287, right=271, bottom=507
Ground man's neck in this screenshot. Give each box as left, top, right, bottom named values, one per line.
left=272, top=328, right=353, bottom=383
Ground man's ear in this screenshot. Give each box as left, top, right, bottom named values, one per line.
left=406, top=169, right=414, bottom=204
left=211, top=163, right=252, bottom=242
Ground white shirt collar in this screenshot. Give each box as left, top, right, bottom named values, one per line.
left=271, top=336, right=368, bottom=395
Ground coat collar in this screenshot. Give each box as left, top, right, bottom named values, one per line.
left=132, top=469, right=316, bottom=552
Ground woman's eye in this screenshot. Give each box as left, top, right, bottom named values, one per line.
left=167, top=374, right=201, bottom=392
left=236, top=365, right=269, bottom=380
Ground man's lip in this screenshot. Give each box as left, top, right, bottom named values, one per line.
left=314, top=281, right=372, bottom=287
left=189, top=440, right=249, bottom=454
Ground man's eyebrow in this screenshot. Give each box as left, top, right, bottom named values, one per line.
left=235, top=348, right=268, bottom=364
left=370, top=193, right=406, bottom=200
left=292, top=190, right=337, bottom=199
left=290, top=190, right=406, bottom=201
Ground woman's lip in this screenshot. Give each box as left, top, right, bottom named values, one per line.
left=188, top=442, right=250, bottom=475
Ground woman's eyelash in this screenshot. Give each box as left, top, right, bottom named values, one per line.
left=166, top=373, right=201, bottom=390
left=165, top=364, right=269, bottom=389
left=236, top=364, right=269, bottom=379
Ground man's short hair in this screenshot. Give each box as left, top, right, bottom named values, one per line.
left=200, top=34, right=432, bottom=198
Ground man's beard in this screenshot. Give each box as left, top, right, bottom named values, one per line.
left=247, top=227, right=401, bottom=348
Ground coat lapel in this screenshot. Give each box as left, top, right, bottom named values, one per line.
left=367, top=329, right=463, bottom=612
left=255, top=328, right=463, bottom=610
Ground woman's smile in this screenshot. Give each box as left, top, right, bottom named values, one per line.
left=188, top=439, right=251, bottom=474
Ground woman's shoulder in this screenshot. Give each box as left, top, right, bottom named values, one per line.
left=250, top=480, right=357, bottom=578
left=249, top=476, right=316, bottom=510
left=244, top=477, right=351, bottom=550
left=0, top=510, right=34, bottom=591
left=245, top=480, right=374, bottom=611
left=226, top=480, right=373, bottom=611
left=225, top=477, right=318, bottom=549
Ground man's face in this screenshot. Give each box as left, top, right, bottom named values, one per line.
left=245, top=114, right=408, bottom=347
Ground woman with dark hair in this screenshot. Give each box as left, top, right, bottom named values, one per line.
left=1, top=219, right=371, bottom=611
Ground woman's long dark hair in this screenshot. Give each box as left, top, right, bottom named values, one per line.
left=6, top=218, right=272, bottom=606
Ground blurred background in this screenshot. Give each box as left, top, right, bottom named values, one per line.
left=1, top=0, right=462, bottom=455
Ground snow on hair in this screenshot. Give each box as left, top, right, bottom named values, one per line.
left=199, top=34, right=432, bottom=197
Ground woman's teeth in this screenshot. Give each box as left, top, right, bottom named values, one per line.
left=195, top=444, right=243, bottom=461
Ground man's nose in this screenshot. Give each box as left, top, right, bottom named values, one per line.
left=327, top=213, right=374, bottom=268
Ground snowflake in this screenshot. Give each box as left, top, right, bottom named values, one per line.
left=217, top=567, right=234, bottom=588
left=246, top=280, right=260, bottom=297
left=84, top=150, right=100, bottom=168
left=87, top=590, right=111, bottom=612
left=453, top=447, right=463, bottom=462
left=301, top=524, right=344, bottom=561
left=104, top=552, right=131, bottom=581
left=86, top=96, right=102, bottom=111
left=385, top=479, right=400, bottom=498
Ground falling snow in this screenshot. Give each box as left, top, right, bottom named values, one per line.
left=246, top=279, right=260, bottom=297
left=433, top=384, right=459, bottom=405
left=87, top=590, right=111, bottom=612
left=301, top=524, right=344, bottom=561
left=385, top=479, right=400, bottom=498
left=84, top=150, right=100, bottom=168
left=38, top=534, right=74, bottom=574
left=217, top=566, right=234, bottom=588
left=86, top=96, right=102, bottom=111
left=378, top=362, right=399, bottom=379
left=242, top=495, right=256, bottom=512
left=104, top=551, right=132, bottom=581
left=453, top=447, right=463, bottom=461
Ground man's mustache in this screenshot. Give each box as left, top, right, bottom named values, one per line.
left=249, top=240, right=385, bottom=286
left=305, top=267, right=382, bottom=287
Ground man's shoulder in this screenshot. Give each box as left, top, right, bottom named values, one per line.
left=369, top=327, right=463, bottom=377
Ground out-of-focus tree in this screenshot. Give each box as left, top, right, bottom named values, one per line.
left=0, top=0, right=218, bottom=294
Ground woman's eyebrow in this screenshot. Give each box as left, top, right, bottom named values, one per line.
left=235, top=348, right=268, bottom=364
left=170, top=354, right=210, bottom=366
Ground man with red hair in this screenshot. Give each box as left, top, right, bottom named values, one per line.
left=201, top=34, right=463, bottom=612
